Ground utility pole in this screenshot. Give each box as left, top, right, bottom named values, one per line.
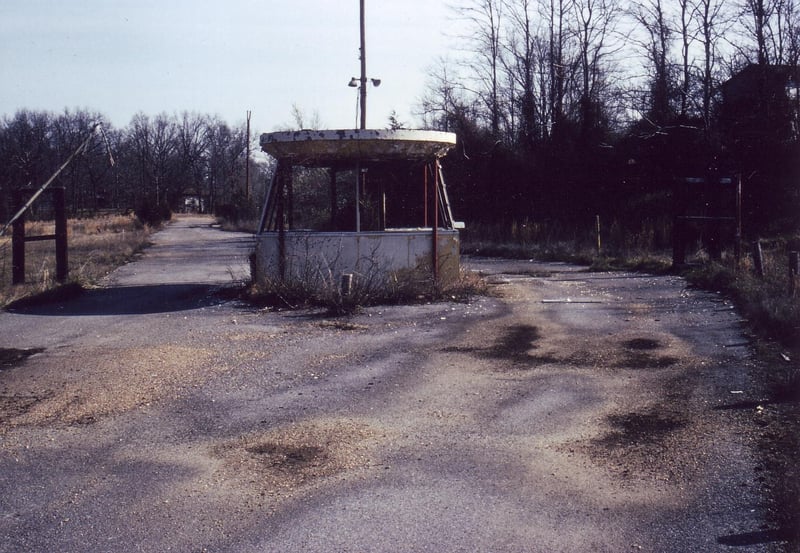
left=245, top=110, right=251, bottom=200
left=359, top=0, right=367, bottom=129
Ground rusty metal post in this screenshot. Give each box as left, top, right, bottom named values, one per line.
left=432, top=160, right=440, bottom=282
left=423, top=163, right=429, bottom=227
left=54, top=187, right=68, bottom=283
left=11, top=190, right=25, bottom=284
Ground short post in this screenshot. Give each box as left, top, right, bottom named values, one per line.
left=734, top=175, right=742, bottom=268
left=672, top=218, right=686, bottom=267
left=789, top=251, right=800, bottom=297
left=53, top=187, right=68, bottom=283
left=595, top=215, right=601, bottom=255
left=340, top=273, right=353, bottom=296
left=11, top=191, right=25, bottom=284
left=752, top=240, right=765, bottom=278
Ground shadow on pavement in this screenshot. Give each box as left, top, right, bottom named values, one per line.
left=717, top=527, right=796, bottom=547
left=6, top=284, right=240, bottom=316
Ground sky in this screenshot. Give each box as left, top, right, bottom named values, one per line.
left=0, top=0, right=455, bottom=135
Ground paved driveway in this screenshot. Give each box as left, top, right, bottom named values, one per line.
left=0, top=216, right=782, bottom=552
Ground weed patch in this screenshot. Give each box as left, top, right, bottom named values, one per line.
left=0, top=213, right=153, bottom=308
left=247, top=266, right=487, bottom=316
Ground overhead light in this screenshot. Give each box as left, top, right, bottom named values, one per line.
left=348, top=77, right=359, bottom=87
left=370, top=78, right=381, bottom=87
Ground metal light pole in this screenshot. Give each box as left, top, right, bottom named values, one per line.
left=359, top=0, right=367, bottom=129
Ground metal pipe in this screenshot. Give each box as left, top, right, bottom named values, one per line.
left=423, top=163, right=428, bottom=227
left=432, top=160, right=439, bottom=282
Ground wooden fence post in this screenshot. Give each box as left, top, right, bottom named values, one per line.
left=753, top=240, right=765, bottom=278
left=54, top=187, right=68, bottom=283
left=672, top=218, right=686, bottom=267
left=734, top=175, right=742, bottom=268
left=790, top=251, right=800, bottom=297
left=595, top=215, right=601, bottom=255
left=11, top=190, right=25, bottom=284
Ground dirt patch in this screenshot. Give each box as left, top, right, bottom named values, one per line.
left=213, top=418, right=379, bottom=496
left=319, top=320, right=369, bottom=332
left=246, top=443, right=327, bottom=469
left=623, top=338, right=662, bottom=351
left=0, top=345, right=217, bottom=428
left=573, top=403, right=696, bottom=482
left=619, top=352, right=680, bottom=369
left=0, top=392, right=52, bottom=418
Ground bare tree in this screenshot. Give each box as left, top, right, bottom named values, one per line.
left=503, top=0, right=541, bottom=146
left=206, top=117, right=248, bottom=212
left=542, top=0, right=577, bottom=139
left=695, top=0, right=730, bottom=130
left=416, top=57, right=467, bottom=132
left=0, top=110, right=54, bottom=196
left=629, top=0, right=676, bottom=125
left=173, top=112, right=210, bottom=206
left=453, top=0, right=505, bottom=137
left=572, top=0, right=624, bottom=140
left=735, top=0, right=800, bottom=64
left=677, top=0, right=696, bottom=118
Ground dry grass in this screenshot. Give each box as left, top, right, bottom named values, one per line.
left=247, top=264, right=487, bottom=316
left=684, top=244, right=800, bottom=351
left=461, top=218, right=673, bottom=271
left=0, top=214, right=153, bottom=307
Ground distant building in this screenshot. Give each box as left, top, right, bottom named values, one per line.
left=719, top=64, right=800, bottom=144
left=182, top=188, right=205, bottom=213
left=718, top=64, right=799, bottom=232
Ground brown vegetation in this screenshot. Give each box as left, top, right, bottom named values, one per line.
left=0, top=214, right=153, bottom=307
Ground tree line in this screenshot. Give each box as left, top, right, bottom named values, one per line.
left=417, top=0, right=799, bottom=237
left=2, top=0, right=797, bottom=239
left=0, top=109, right=265, bottom=225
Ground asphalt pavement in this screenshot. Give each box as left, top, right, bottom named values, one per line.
left=0, top=215, right=784, bottom=552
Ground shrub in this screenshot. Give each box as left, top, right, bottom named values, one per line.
left=247, top=265, right=486, bottom=316
left=134, top=199, right=172, bottom=227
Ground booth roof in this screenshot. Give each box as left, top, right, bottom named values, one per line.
left=259, top=129, right=457, bottom=164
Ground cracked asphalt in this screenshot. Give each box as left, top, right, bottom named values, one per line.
left=0, top=215, right=784, bottom=552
